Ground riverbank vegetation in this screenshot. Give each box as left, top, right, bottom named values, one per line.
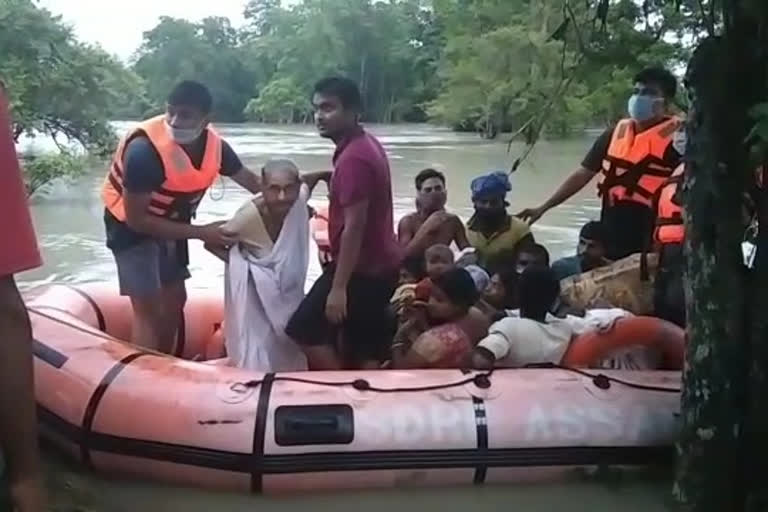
left=4, top=0, right=688, bottom=140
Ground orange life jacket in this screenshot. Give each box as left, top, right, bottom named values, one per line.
left=599, top=116, right=681, bottom=209
left=101, top=115, right=222, bottom=223
left=653, top=164, right=684, bottom=244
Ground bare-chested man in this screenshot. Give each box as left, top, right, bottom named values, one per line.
left=398, top=168, right=469, bottom=258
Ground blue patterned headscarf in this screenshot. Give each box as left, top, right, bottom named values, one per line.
left=470, top=171, right=511, bottom=201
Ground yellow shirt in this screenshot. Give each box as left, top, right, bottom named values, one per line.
left=466, top=215, right=531, bottom=266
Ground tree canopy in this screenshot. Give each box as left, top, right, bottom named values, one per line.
left=121, top=0, right=688, bottom=137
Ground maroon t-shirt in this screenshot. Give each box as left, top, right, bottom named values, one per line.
left=329, top=129, right=402, bottom=276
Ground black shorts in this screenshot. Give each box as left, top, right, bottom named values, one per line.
left=654, top=243, right=686, bottom=328
left=286, top=266, right=397, bottom=365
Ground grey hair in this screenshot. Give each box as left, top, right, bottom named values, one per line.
left=261, top=159, right=300, bottom=181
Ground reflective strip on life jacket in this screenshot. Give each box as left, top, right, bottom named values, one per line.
left=654, top=164, right=685, bottom=244
left=599, top=117, right=681, bottom=209
left=101, top=115, right=222, bottom=223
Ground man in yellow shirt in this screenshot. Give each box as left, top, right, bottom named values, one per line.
left=466, top=171, right=534, bottom=269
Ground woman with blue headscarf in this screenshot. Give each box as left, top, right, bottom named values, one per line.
left=466, top=171, right=534, bottom=269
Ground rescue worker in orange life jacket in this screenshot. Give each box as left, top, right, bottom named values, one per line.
left=652, top=124, right=687, bottom=328
left=102, top=81, right=262, bottom=354
left=518, top=67, right=682, bottom=260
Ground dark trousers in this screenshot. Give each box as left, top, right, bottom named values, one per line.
left=654, top=243, right=686, bottom=328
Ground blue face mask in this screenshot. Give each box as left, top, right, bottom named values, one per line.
left=627, top=94, right=661, bottom=122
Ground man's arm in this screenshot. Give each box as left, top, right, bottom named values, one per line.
left=124, top=192, right=234, bottom=246
left=228, top=167, right=261, bottom=194
left=516, top=167, right=595, bottom=224
left=301, top=171, right=332, bottom=195
left=471, top=347, right=496, bottom=369
left=401, top=211, right=452, bottom=258
left=453, top=216, right=470, bottom=250
left=0, top=277, right=43, bottom=510
left=219, top=141, right=261, bottom=194
left=325, top=200, right=368, bottom=324
left=204, top=242, right=229, bottom=262
left=397, top=215, right=416, bottom=245
left=517, top=127, right=612, bottom=224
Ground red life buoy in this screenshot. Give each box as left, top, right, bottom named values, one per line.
left=561, top=316, right=685, bottom=370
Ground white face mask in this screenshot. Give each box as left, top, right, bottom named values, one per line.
left=673, top=128, right=687, bottom=155
left=165, top=121, right=203, bottom=145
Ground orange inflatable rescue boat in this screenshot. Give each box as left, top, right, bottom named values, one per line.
left=27, top=283, right=682, bottom=494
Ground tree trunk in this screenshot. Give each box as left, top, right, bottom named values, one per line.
left=675, top=5, right=768, bottom=507
left=673, top=38, right=749, bottom=511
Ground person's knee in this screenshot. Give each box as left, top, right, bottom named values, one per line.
left=303, top=345, right=341, bottom=370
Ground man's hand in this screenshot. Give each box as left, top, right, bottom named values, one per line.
left=325, top=286, right=347, bottom=325
left=10, top=474, right=46, bottom=512
left=204, top=242, right=230, bottom=262
left=419, top=210, right=453, bottom=235
left=471, top=348, right=495, bottom=369
left=195, top=221, right=237, bottom=247
left=515, top=205, right=546, bottom=225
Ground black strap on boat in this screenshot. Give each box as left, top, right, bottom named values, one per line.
left=61, top=285, right=107, bottom=332
left=250, top=372, right=275, bottom=493
left=472, top=396, right=488, bottom=484
left=173, top=309, right=186, bottom=358
left=80, top=352, right=149, bottom=469
left=33, top=338, right=69, bottom=369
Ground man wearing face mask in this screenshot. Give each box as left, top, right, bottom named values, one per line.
left=101, top=80, right=261, bottom=353
left=398, top=168, right=469, bottom=257
left=518, top=67, right=682, bottom=260
left=466, top=171, right=534, bottom=269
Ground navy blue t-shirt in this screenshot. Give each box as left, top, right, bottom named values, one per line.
left=104, top=130, right=243, bottom=252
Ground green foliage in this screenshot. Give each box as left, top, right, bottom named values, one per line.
left=21, top=151, right=87, bottom=197
left=244, top=77, right=308, bottom=123
left=133, top=16, right=261, bottom=122
left=0, top=0, right=137, bottom=155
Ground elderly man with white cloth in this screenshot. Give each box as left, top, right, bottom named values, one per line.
left=207, top=159, right=329, bottom=371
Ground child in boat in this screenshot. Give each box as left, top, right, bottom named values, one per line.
left=390, top=255, right=427, bottom=319
left=392, top=243, right=455, bottom=324
left=391, top=267, right=489, bottom=369
left=471, top=266, right=574, bottom=369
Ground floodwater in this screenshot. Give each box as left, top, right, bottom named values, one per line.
left=18, top=123, right=603, bottom=291
left=17, top=124, right=672, bottom=510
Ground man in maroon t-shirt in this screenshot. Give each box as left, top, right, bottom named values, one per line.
left=0, top=84, right=46, bottom=511
left=286, top=77, right=402, bottom=369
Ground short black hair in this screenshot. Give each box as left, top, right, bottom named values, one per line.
left=415, top=168, right=446, bottom=190
left=167, top=80, right=213, bottom=114
left=634, top=67, right=677, bottom=99
left=432, top=267, right=479, bottom=310
left=579, top=221, right=607, bottom=245
left=313, top=76, right=363, bottom=112
left=519, top=266, right=560, bottom=320
left=402, top=254, right=427, bottom=280
left=495, top=267, right=520, bottom=309
left=485, top=248, right=518, bottom=276
left=518, top=243, right=550, bottom=267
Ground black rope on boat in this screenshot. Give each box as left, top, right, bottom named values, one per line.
left=231, top=369, right=495, bottom=395
left=523, top=362, right=681, bottom=393
left=230, top=363, right=680, bottom=395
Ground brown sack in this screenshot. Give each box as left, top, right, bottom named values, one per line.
left=559, top=253, right=658, bottom=315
